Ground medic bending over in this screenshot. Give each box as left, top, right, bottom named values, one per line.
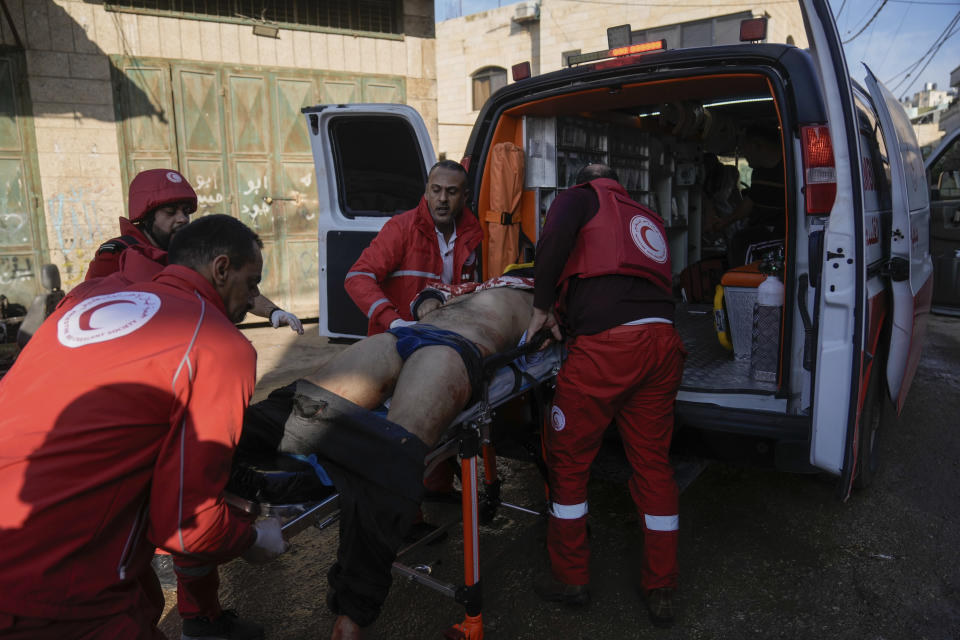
left=0, top=215, right=288, bottom=639
left=237, top=273, right=537, bottom=640
left=83, top=168, right=301, bottom=639
left=527, top=163, right=686, bottom=628
left=86, top=167, right=304, bottom=335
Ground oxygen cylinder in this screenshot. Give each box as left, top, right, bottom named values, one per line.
left=750, top=274, right=784, bottom=382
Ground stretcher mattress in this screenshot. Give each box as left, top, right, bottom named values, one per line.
left=226, top=342, right=563, bottom=511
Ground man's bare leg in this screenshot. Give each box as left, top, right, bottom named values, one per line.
left=331, top=614, right=364, bottom=640
left=303, top=333, right=403, bottom=410
left=386, top=345, right=472, bottom=447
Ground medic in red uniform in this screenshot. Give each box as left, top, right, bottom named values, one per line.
left=345, top=160, right=482, bottom=336
left=528, top=165, right=686, bottom=628
left=85, top=168, right=303, bottom=339
left=85, top=168, right=197, bottom=281
left=0, top=215, right=287, bottom=639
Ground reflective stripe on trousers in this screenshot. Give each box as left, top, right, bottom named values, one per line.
left=545, top=322, right=686, bottom=590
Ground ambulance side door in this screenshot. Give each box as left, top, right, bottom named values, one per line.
left=801, top=0, right=866, bottom=481
left=864, top=71, right=933, bottom=412
left=304, top=104, right=436, bottom=338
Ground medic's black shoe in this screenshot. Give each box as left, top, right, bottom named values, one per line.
left=533, top=575, right=590, bottom=607
left=645, top=587, right=676, bottom=628
left=181, top=610, right=264, bottom=640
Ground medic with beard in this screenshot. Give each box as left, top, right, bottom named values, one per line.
left=85, top=168, right=198, bottom=282
left=345, top=160, right=482, bottom=336
left=84, top=169, right=303, bottom=339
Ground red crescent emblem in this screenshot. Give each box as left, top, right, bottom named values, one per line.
left=77, top=300, right=135, bottom=331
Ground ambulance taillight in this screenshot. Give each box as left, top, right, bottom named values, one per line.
left=801, top=125, right=837, bottom=215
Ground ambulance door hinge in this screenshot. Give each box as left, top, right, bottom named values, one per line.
left=881, top=257, right=909, bottom=282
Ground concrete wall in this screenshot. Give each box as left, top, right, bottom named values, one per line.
left=0, top=0, right=436, bottom=286
left=436, top=0, right=807, bottom=160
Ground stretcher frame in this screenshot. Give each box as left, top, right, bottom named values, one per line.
left=225, top=339, right=563, bottom=640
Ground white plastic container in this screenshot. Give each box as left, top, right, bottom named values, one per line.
left=750, top=275, right=785, bottom=381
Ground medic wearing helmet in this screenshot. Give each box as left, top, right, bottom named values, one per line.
left=85, top=168, right=304, bottom=336
left=86, top=168, right=197, bottom=281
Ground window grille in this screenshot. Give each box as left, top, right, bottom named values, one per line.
left=105, top=1, right=403, bottom=36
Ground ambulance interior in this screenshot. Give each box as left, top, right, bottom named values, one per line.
left=474, top=74, right=800, bottom=403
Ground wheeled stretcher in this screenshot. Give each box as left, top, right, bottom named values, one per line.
left=225, top=337, right=564, bottom=639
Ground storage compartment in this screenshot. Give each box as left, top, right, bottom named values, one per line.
left=720, top=263, right=767, bottom=360
left=489, top=72, right=791, bottom=396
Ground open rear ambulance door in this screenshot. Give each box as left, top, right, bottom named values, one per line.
left=864, top=71, right=934, bottom=412
left=800, top=0, right=868, bottom=492
left=303, top=104, right=436, bottom=338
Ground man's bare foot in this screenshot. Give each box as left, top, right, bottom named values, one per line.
left=331, top=614, right=364, bottom=640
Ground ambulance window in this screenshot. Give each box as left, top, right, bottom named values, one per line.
left=328, top=116, right=427, bottom=219
left=855, top=98, right=891, bottom=211
left=929, top=138, right=960, bottom=196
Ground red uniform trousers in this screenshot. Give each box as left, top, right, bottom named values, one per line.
left=173, top=557, right=221, bottom=620
left=545, top=322, right=686, bottom=591
left=0, top=571, right=166, bottom=640
left=169, top=505, right=256, bottom=619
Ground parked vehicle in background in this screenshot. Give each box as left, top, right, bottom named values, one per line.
left=925, top=128, right=960, bottom=315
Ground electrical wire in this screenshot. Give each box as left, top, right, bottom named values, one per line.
left=890, top=24, right=960, bottom=94
left=842, top=0, right=882, bottom=35
left=885, top=11, right=959, bottom=81
left=843, top=0, right=889, bottom=43
left=876, top=4, right=912, bottom=72
left=885, top=11, right=960, bottom=92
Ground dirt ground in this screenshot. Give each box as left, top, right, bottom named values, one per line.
left=157, top=316, right=960, bottom=640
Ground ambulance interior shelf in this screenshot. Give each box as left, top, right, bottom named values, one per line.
left=510, top=92, right=784, bottom=395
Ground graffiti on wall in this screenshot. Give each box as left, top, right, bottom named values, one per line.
left=0, top=254, right=33, bottom=286
left=194, top=173, right=225, bottom=209
left=0, top=211, right=28, bottom=246
left=48, top=186, right=108, bottom=252
left=241, top=173, right=270, bottom=223
left=47, top=185, right=112, bottom=286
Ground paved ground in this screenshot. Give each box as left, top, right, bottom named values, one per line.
left=157, top=316, right=960, bottom=640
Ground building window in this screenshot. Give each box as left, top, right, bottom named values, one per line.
left=561, top=49, right=581, bottom=67
left=472, top=67, right=507, bottom=111
left=105, top=1, right=403, bottom=36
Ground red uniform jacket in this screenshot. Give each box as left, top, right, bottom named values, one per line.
left=557, top=178, right=672, bottom=295
left=0, top=265, right=257, bottom=620
left=345, top=198, right=482, bottom=335
left=85, top=217, right=167, bottom=281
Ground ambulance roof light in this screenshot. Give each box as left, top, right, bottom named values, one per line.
left=512, top=61, right=532, bottom=82
left=566, top=39, right=666, bottom=67
left=740, top=17, right=768, bottom=42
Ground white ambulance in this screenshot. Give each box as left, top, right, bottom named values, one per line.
left=305, top=0, right=932, bottom=499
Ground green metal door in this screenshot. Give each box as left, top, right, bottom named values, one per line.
left=0, top=49, right=46, bottom=311
left=114, top=56, right=404, bottom=318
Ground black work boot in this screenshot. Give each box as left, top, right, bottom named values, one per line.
left=645, top=587, right=676, bottom=628
left=181, top=610, right=264, bottom=640
left=533, top=574, right=590, bottom=607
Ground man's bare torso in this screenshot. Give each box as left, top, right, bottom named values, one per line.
left=421, top=287, right=533, bottom=357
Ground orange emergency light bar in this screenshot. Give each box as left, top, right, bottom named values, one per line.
left=566, top=39, right=666, bottom=67
left=610, top=40, right=666, bottom=57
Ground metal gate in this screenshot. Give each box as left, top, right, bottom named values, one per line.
left=0, top=48, right=46, bottom=312
left=112, top=56, right=405, bottom=317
